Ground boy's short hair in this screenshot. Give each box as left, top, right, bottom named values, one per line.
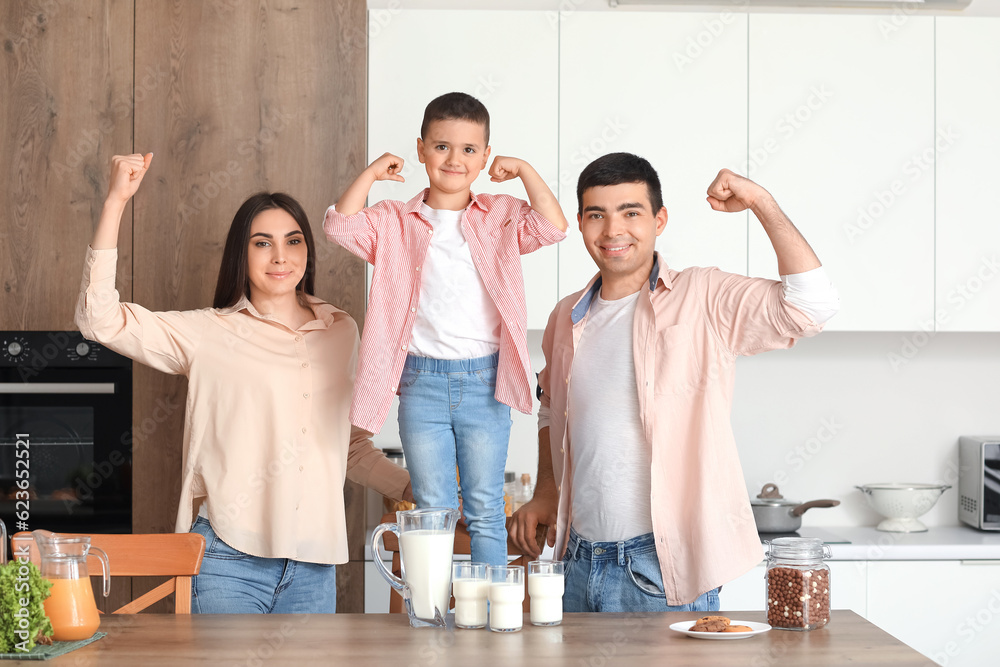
left=421, top=92, right=490, bottom=145
left=576, top=152, right=664, bottom=216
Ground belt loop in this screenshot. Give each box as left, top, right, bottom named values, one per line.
left=617, top=541, right=626, bottom=566
left=569, top=532, right=580, bottom=561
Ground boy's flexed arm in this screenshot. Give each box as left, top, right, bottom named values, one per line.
left=334, top=152, right=405, bottom=215
left=489, top=156, right=569, bottom=232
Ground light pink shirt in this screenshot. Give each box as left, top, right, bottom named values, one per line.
left=539, top=254, right=824, bottom=605
left=324, top=189, right=565, bottom=434
left=76, top=247, right=409, bottom=564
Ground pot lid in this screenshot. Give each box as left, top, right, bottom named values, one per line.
left=751, top=483, right=799, bottom=507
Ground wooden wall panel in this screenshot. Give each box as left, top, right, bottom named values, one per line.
left=131, top=0, right=368, bottom=611
left=0, top=0, right=134, bottom=329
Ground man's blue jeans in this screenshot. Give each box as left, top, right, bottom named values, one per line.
left=397, top=352, right=511, bottom=567
left=562, top=527, right=721, bottom=613
left=190, top=517, right=337, bottom=614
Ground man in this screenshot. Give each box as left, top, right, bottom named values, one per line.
left=509, top=153, right=839, bottom=612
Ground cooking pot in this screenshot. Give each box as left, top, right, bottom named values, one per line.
left=751, top=483, right=840, bottom=533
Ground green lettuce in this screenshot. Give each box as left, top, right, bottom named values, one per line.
left=0, top=559, right=53, bottom=652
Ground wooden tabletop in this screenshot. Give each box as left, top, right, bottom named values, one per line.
left=11, top=610, right=934, bottom=666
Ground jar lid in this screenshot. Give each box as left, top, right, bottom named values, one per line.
left=765, top=537, right=831, bottom=561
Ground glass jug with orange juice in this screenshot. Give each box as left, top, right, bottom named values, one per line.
left=33, top=530, right=109, bottom=641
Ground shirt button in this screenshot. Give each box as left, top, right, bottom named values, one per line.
left=301, top=427, right=307, bottom=434
left=401, top=345, right=407, bottom=351
left=557, top=485, right=562, bottom=492
left=391, top=386, right=397, bottom=392
left=427, top=229, right=433, bottom=234
left=411, top=307, right=416, bottom=313
left=560, top=447, right=565, bottom=454
left=302, top=362, right=309, bottom=368
left=295, top=336, right=302, bottom=342
left=415, top=266, right=421, bottom=272
left=564, top=411, right=568, bottom=417
left=303, top=393, right=309, bottom=399
left=299, top=466, right=304, bottom=472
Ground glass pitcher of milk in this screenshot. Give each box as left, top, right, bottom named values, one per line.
left=372, top=507, right=459, bottom=628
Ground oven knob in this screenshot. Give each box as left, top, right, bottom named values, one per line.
left=75, top=342, right=91, bottom=357
left=7, top=341, right=23, bottom=357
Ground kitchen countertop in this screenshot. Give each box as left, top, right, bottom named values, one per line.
left=766, top=525, right=1000, bottom=561
left=11, top=610, right=933, bottom=666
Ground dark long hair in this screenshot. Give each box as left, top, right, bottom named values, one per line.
left=213, top=192, right=317, bottom=309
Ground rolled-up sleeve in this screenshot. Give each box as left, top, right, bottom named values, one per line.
left=344, top=426, right=410, bottom=500
left=699, top=267, right=823, bottom=357
left=75, top=247, right=201, bottom=375
left=513, top=199, right=566, bottom=255
left=324, top=201, right=400, bottom=265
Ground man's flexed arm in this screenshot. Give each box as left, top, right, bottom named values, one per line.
left=706, top=168, right=821, bottom=275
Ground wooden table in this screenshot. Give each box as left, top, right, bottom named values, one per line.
left=11, top=610, right=935, bottom=666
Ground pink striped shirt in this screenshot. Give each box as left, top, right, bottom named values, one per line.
left=324, top=189, right=566, bottom=434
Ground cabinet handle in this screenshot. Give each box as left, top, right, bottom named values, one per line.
left=960, top=560, right=1000, bottom=566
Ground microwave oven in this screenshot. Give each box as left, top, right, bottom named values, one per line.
left=958, top=436, right=1000, bottom=531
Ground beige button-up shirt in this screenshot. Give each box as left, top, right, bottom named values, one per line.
left=76, top=248, right=409, bottom=564
left=539, top=253, right=823, bottom=604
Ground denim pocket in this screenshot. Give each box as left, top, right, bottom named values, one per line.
left=474, top=366, right=497, bottom=388
left=399, top=367, right=421, bottom=388
left=624, top=554, right=667, bottom=599
left=194, top=519, right=252, bottom=561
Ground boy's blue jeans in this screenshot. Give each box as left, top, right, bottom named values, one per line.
left=562, top=527, right=721, bottom=613
left=397, top=352, right=511, bottom=567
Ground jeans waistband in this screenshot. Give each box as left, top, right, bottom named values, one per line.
left=567, top=527, right=658, bottom=566
left=404, top=351, right=499, bottom=373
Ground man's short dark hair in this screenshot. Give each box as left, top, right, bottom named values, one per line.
left=420, top=92, right=490, bottom=145
left=576, top=152, right=663, bottom=216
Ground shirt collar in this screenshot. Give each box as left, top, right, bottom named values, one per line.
left=571, top=252, right=667, bottom=324
left=403, top=188, right=485, bottom=218
left=217, top=294, right=339, bottom=330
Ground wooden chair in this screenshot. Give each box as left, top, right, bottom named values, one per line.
left=378, top=514, right=547, bottom=614
left=12, top=532, right=205, bottom=614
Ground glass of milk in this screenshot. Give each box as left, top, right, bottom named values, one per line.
left=528, top=560, right=565, bottom=626
left=452, top=562, right=489, bottom=629
left=487, top=565, right=524, bottom=632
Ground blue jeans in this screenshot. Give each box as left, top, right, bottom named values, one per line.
left=562, top=527, right=721, bottom=613
left=190, top=516, right=337, bottom=614
left=397, top=352, right=511, bottom=567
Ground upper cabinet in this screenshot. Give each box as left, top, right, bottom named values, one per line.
left=367, top=10, right=559, bottom=330
left=558, top=11, right=749, bottom=300
left=935, top=18, right=1000, bottom=332
left=747, top=15, right=935, bottom=331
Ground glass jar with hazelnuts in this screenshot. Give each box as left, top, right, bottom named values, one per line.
left=764, top=537, right=832, bottom=631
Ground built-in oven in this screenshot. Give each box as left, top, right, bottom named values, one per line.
left=0, top=331, right=132, bottom=547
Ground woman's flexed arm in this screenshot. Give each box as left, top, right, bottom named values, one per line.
left=92, top=153, right=152, bottom=250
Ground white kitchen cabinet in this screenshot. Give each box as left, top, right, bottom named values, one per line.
left=719, top=560, right=867, bottom=617
left=747, top=15, right=935, bottom=331
left=367, top=10, right=559, bottom=329
left=867, top=560, right=1000, bottom=667
left=935, top=18, right=1000, bottom=332
left=557, top=11, right=748, bottom=300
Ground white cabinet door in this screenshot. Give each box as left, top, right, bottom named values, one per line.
left=868, top=560, right=1000, bottom=667
left=935, top=18, right=1000, bottom=332
left=748, top=15, right=935, bottom=331
left=719, top=561, right=867, bottom=616
left=558, top=11, right=748, bottom=300
left=368, top=10, right=559, bottom=329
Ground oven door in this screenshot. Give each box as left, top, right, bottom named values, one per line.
left=0, top=366, right=132, bottom=535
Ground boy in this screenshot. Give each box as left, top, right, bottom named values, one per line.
left=325, top=92, right=568, bottom=567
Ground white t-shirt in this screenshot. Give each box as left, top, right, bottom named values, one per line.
left=408, top=203, right=501, bottom=359
left=568, top=290, right=654, bottom=542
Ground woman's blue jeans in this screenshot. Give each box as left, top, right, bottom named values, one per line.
left=397, top=352, right=512, bottom=567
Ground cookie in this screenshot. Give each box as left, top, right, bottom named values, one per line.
left=724, top=625, right=753, bottom=633
left=690, top=619, right=729, bottom=633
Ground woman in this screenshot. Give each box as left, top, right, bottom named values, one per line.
left=76, top=154, right=411, bottom=613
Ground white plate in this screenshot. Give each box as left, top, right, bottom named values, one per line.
left=669, top=620, right=771, bottom=640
